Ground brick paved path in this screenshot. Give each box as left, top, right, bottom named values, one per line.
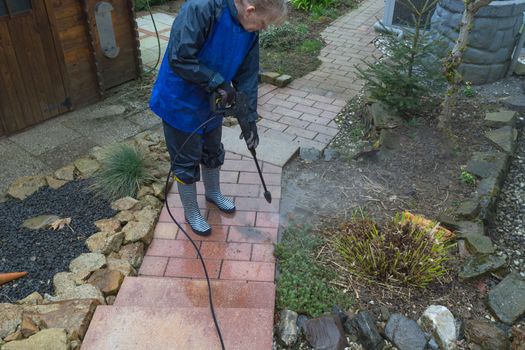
left=82, top=1, right=383, bottom=349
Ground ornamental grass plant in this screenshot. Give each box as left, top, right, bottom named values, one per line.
left=92, top=144, right=155, bottom=201
left=333, top=212, right=453, bottom=288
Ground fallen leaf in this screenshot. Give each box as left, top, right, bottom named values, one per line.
left=50, top=217, right=72, bottom=231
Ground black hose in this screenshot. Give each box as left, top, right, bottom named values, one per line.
left=162, top=116, right=226, bottom=350
left=144, top=0, right=162, bottom=74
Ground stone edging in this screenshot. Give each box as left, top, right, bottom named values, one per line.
left=0, top=130, right=170, bottom=350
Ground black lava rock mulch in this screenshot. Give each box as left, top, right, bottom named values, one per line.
left=0, top=180, right=115, bottom=303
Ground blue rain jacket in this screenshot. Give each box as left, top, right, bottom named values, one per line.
left=149, top=0, right=259, bottom=134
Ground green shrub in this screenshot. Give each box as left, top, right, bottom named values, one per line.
left=356, top=0, right=445, bottom=117
left=92, top=144, right=155, bottom=200
left=259, top=22, right=307, bottom=50
left=275, top=225, right=353, bottom=317
left=333, top=213, right=452, bottom=288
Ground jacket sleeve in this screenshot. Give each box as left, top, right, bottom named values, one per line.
left=232, top=35, right=259, bottom=123
left=167, top=0, right=225, bottom=92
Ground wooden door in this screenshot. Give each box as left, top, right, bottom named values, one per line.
left=0, top=0, right=70, bottom=136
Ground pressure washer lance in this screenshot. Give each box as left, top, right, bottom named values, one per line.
left=210, top=91, right=272, bottom=203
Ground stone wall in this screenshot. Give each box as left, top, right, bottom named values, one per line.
left=431, top=0, right=525, bottom=84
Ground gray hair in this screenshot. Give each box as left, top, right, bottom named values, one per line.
left=250, top=0, right=288, bottom=24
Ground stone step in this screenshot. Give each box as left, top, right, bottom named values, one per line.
left=80, top=305, right=274, bottom=350
left=222, top=124, right=298, bottom=167
left=114, top=276, right=275, bottom=309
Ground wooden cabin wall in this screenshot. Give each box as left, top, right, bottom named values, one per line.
left=84, top=0, right=141, bottom=90
left=48, top=0, right=100, bottom=108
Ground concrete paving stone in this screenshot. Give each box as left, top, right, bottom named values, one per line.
left=0, top=139, right=51, bottom=194
left=140, top=36, right=164, bottom=50
left=258, top=102, right=278, bottom=112
left=300, top=113, right=332, bottom=125
left=208, top=210, right=257, bottom=227
left=263, top=185, right=281, bottom=199
left=306, top=93, right=336, bottom=104
left=273, top=106, right=303, bottom=119
left=238, top=172, right=281, bottom=186
left=177, top=224, right=229, bottom=242
left=150, top=12, right=176, bottom=25
left=81, top=306, right=274, bottom=350
left=222, top=125, right=298, bottom=167
left=258, top=109, right=283, bottom=121
left=126, top=109, right=162, bottom=129
left=228, top=226, right=278, bottom=244
left=200, top=241, right=252, bottom=260
left=279, top=116, right=311, bottom=129
left=293, top=103, right=325, bottom=116
left=114, top=276, right=275, bottom=309
left=257, top=117, right=288, bottom=131
left=220, top=260, right=275, bottom=282
left=233, top=197, right=280, bottom=213
left=221, top=158, right=257, bottom=172
left=8, top=119, right=82, bottom=156
left=284, top=125, right=318, bottom=139
left=39, top=136, right=98, bottom=170
left=267, top=97, right=296, bottom=109
left=255, top=212, right=280, bottom=228
left=138, top=256, right=168, bottom=276
left=64, top=114, right=144, bottom=146
left=262, top=128, right=296, bottom=142
left=315, top=132, right=335, bottom=144
left=153, top=222, right=178, bottom=240
left=147, top=239, right=199, bottom=258
left=251, top=244, right=275, bottom=262
left=165, top=257, right=222, bottom=279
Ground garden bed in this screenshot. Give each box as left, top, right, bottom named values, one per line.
left=277, top=76, right=525, bottom=348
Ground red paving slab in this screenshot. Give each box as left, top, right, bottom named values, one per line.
left=220, top=260, right=275, bottom=282
left=81, top=306, right=274, bottom=350
left=114, top=277, right=275, bottom=309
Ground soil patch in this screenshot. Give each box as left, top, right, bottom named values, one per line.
left=260, top=1, right=357, bottom=79
left=0, top=180, right=115, bottom=303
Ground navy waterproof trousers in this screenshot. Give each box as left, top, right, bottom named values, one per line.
left=162, top=121, right=225, bottom=184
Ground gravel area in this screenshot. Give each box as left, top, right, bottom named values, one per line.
left=0, top=180, right=115, bottom=303
left=489, top=126, right=525, bottom=278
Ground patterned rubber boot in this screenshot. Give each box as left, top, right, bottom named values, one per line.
left=177, top=182, right=211, bottom=236
left=202, top=165, right=236, bottom=214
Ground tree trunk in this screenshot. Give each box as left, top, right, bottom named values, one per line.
left=438, top=0, right=491, bottom=129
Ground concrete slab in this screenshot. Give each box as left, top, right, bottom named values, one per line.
left=222, top=125, right=298, bottom=167
left=126, top=109, right=162, bottom=130
left=0, top=139, right=50, bottom=194
left=38, top=137, right=98, bottom=170
left=63, top=115, right=144, bottom=146
left=8, top=118, right=82, bottom=156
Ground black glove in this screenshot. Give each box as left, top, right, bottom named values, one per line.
left=216, top=83, right=236, bottom=106
left=239, top=121, right=259, bottom=149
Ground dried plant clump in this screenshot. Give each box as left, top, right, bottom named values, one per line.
left=333, top=212, right=453, bottom=288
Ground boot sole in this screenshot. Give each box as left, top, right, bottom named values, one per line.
left=205, top=197, right=236, bottom=214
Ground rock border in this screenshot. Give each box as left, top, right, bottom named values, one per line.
left=0, top=130, right=170, bottom=350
